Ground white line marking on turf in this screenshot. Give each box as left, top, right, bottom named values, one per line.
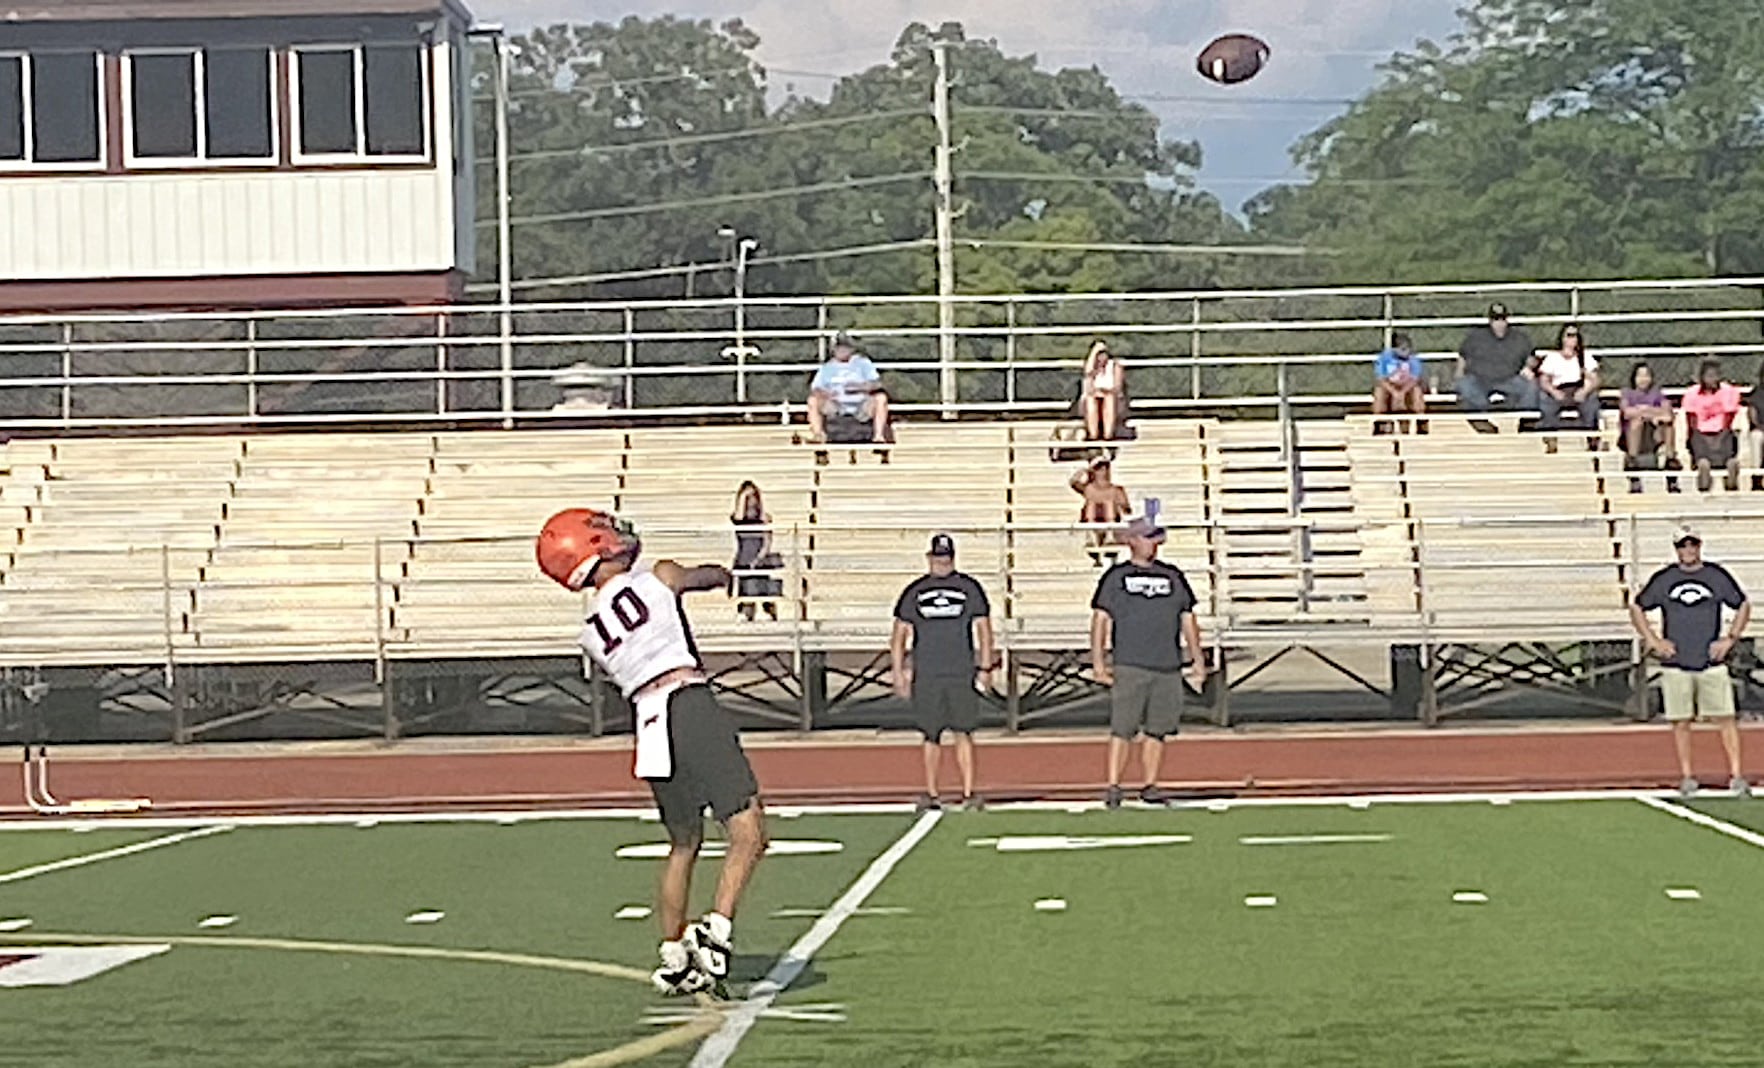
left=353, top=819, right=379, bottom=829
left=1452, top=892, right=1489, bottom=904
left=404, top=911, right=446, bottom=925
left=0, top=788, right=1692, bottom=833
left=71, top=825, right=96, bottom=834
left=769, top=906, right=911, bottom=919
left=971, top=834, right=1192, bottom=853
left=1637, top=795, right=1764, bottom=850
left=689, top=809, right=942, bottom=1068
left=0, top=919, right=31, bottom=932
left=1244, top=895, right=1278, bottom=908
left=616, top=840, right=844, bottom=860
left=197, top=915, right=238, bottom=929
left=614, top=905, right=653, bottom=921
left=1238, top=834, right=1392, bottom=846
left=1032, top=898, right=1068, bottom=912
left=1665, top=888, right=1702, bottom=901
left=0, top=825, right=232, bottom=886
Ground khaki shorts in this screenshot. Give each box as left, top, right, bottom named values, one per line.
left=1660, top=665, right=1737, bottom=722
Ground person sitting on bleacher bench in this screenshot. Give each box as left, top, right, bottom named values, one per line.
left=1081, top=339, right=1129, bottom=441
left=1619, top=362, right=1682, bottom=493
left=1682, top=358, right=1743, bottom=493
left=1372, top=333, right=1425, bottom=426
left=1071, top=456, right=1130, bottom=566
left=1535, top=322, right=1602, bottom=451
left=1455, top=302, right=1538, bottom=413
left=807, top=332, right=894, bottom=446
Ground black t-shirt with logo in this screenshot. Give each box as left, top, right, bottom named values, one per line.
left=1636, top=563, right=1747, bottom=671
left=894, top=572, right=992, bottom=678
left=1091, top=560, right=1198, bottom=672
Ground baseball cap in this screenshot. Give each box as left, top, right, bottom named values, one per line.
left=1088, top=454, right=1112, bottom=470
left=1673, top=525, right=1702, bottom=547
left=1124, top=516, right=1166, bottom=543
left=831, top=330, right=856, bottom=349
left=1487, top=302, right=1510, bottom=321
left=928, top=533, right=956, bottom=558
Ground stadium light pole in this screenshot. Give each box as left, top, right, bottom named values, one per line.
left=931, top=39, right=958, bottom=415
left=469, top=23, right=515, bottom=427
left=720, top=233, right=760, bottom=406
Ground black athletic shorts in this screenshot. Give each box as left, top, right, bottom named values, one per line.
left=647, top=685, right=760, bottom=844
left=913, top=675, right=979, bottom=740
left=1690, top=429, right=1736, bottom=467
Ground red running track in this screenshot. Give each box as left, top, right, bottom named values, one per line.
left=5, top=723, right=1762, bottom=818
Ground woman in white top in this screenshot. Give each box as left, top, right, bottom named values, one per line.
left=1081, top=339, right=1127, bottom=441
left=1536, top=323, right=1602, bottom=446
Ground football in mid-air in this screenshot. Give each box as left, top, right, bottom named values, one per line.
left=1197, top=33, right=1271, bottom=85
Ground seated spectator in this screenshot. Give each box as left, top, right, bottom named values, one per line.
left=1535, top=323, right=1602, bottom=450
left=1372, top=333, right=1425, bottom=425
left=807, top=332, right=893, bottom=446
left=1456, top=303, right=1538, bottom=413
left=1747, top=359, right=1764, bottom=492
left=1070, top=456, right=1130, bottom=565
left=731, top=481, right=783, bottom=621
left=1081, top=339, right=1128, bottom=441
left=1619, top=362, right=1681, bottom=493
left=1682, top=358, right=1743, bottom=493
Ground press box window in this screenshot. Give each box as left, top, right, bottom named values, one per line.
left=294, top=44, right=427, bottom=160
left=0, top=51, right=103, bottom=166
left=126, top=48, right=273, bottom=162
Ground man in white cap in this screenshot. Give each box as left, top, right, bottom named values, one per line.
left=1629, top=525, right=1752, bottom=796
left=1090, top=514, right=1208, bottom=807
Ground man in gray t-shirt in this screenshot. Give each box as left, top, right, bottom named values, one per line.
left=1090, top=516, right=1207, bottom=808
left=1456, top=303, right=1538, bottom=412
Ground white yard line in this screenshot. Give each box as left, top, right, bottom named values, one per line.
left=0, top=787, right=1676, bottom=833
left=1636, top=795, right=1764, bottom=850
left=0, top=825, right=233, bottom=885
left=689, top=810, right=943, bottom=1068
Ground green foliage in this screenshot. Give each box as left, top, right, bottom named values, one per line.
left=1249, top=0, right=1764, bottom=282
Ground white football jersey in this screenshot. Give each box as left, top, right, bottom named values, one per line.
left=578, top=567, right=701, bottom=697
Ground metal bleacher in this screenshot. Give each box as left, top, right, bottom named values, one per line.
left=6, top=413, right=1764, bottom=732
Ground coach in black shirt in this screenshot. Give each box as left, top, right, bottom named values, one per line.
left=892, top=534, right=996, bottom=811
left=1456, top=303, right=1539, bottom=412
left=1629, top=525, right=1751, bottom=797
left=1091, top=516, right=1207, bottom=808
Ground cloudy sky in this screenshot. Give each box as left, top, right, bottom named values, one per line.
left=473, top=0, right=1466, bottom=210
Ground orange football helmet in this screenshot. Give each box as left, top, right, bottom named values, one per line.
left=536, top=509, right=640, bottom=591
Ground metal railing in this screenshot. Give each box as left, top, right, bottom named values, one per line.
left=6, top=514, right=1760, bottom=674
left=1, top=275, right=1761, bottom=430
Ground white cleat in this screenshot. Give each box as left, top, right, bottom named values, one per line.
left=685, top=912, right=734, bottom=981
left=651, top=940, right=713, bottom=997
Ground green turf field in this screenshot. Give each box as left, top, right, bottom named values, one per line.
left=1, top=795, right=1761, bottom=1068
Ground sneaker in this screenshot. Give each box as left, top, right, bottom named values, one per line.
left=1731, top=776, right=1752, bottom=798
left=652, top=940, right=712, bottom=997
left=961, top=793, right=985, bottom=812
left=1140, top=785, right=1175, bottom=806
left=685, top=912, right=734, bottom=982
left=1104, top=785, right=1124, bottom=810
left=1679, top=776, right=1700, bottom=798
left=914, top=793, right=942, bottom=813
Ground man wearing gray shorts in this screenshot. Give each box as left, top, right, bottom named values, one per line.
left=1091, top=516, right=1208, bottom=808
left=1630, top=525, right=1752, bottom=797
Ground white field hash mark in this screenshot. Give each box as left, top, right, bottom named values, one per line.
left=1238, top=834, right=1392, bottom=847
left=1637, top=795, right=1764, bottom=851
left=689, top=809, right=943, bottom=1068
left=1665, top=888, right=1702, bottom=901
left=197, top=916, right=238, bottom=929
left=0, top=919, right=31, bottom=932
left=0, top=825, right=233, bottom=886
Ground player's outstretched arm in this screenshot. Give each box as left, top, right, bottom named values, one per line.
left=654, top=560, right=734, bottom=595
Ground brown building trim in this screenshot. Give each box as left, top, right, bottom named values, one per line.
left=0, top=158, right=435, bottom=179
left=3, top=1, right=474, bottom=23
left=103, top=53, right=126, bottom=174
left=0, top=271, right=465, bottom=314
left=275, top=48, right=294, bottom=168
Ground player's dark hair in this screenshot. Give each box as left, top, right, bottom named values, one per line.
left=1390, top=332, right=1412, bottom=351
left=1699, top=358, right=1722, bottom=382
left=1629, top=362, right=1652, bottom=390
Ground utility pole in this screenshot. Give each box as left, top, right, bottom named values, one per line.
left=491, top=29, right=514, bottom=428
left=931, top=39, right=957, bottom=413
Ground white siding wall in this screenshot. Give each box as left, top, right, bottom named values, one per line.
left=0, top=39, right=468, bottom=282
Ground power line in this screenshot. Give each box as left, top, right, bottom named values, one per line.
left=954, top=105, right=1159, bottom=122
left=486, top=171, right=932, bottom=228
left=964, top=238, right=1333, bottom=257
left=469, top=239, right=935, bottom=294
left=483, top=108, right=925, bottom=166
left=963, top=169, right=1448, bottom=189
left=472, top=65, right=848, bottom=105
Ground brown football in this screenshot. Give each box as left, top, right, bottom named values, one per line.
left=1197, top=33, right=1271, bottom=85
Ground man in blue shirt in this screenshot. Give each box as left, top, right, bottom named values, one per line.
left=1373, top=332, right=1426, bottom=420
left=807, top=332, right=893, bottom=444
